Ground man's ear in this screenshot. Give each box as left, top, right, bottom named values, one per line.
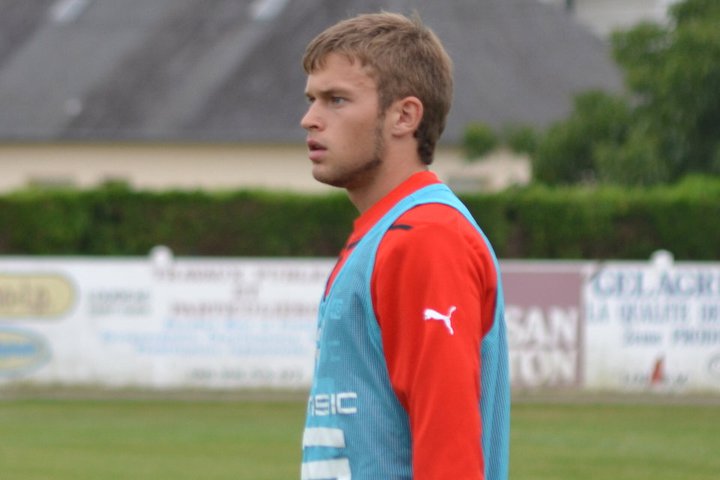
left=390, top=96, right=423, bottom=137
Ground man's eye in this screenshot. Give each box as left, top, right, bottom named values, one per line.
left=330, top=97, right=346, bottom=105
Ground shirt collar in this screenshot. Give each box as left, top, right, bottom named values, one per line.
left=351, top=170, right=441, bottom=238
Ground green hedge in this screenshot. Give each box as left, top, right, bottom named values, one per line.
left=1, top=176, right=718, bottom=260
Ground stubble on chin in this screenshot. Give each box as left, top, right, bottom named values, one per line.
left=335, top=156, right=383, bottom=189
left=315, top=121, right=386, bottom=189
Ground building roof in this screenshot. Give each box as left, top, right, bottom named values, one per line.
left=0, top=0, right=623, bottom=145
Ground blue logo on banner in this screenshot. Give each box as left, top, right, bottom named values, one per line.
left=0, top=328, right=51, bottom=377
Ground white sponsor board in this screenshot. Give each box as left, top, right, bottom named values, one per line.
left=584, top=251, right=720, bottom=393
left=1, top=249, right=719, bottom=393
left=0, top=248, right=332, bottom=390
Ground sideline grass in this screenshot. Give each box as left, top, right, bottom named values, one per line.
left=0, top=396, right=718, bottom=479
left=0, top=398, right=305, bottom=480
left=510, top=401, right=719, bottom=480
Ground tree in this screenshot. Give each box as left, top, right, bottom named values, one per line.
left=612, top=0, right=720, bottom=178
left=594, top=125, right=670, bottom=186
left=531, top=0, right=720, bottom=186
left=462, top=122, right=499, bottom=160
left=533, top=91, right=632, bottom=184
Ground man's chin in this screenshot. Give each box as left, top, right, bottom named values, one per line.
left=312, top=168, right=345, bottom=188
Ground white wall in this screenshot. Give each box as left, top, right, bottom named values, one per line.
left=0, top=144, right=333, bottom=193
left=0, top=143, right=527, bottom=194
left=539, top=0, right=678, bottom=36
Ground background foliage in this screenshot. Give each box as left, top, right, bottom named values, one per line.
left=2, top=176, right=718, bottom=260
left=487, top=0, right=720, bottom=187
left=462, top=121, right=499, bottom=160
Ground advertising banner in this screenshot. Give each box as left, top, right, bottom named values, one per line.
left=584, top=251, right=720, bottom=392
left=1, top=249, right=719, bottom=393
left=503, top=262, right=586, bottom=389
left=0, top=249, right=332, bottom=390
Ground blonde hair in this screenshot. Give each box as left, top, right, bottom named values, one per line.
left=303, top=12, right=453, bottom=165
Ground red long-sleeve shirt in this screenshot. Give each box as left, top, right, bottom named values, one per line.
left=325, top=170, right=498, bottom=479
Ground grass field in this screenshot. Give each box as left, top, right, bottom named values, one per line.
left=0, top=394, right=718, bottom=479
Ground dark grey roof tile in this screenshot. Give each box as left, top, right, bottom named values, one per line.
left=0, top=0, right=623, bottom=144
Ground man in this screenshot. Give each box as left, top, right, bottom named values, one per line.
left=300, top=12, right=510, bottom=480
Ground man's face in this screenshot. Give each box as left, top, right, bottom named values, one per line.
left=301, top=53, right=386, bottom=190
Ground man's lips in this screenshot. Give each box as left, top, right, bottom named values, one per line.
left=307, top=139, right=327, bottom=162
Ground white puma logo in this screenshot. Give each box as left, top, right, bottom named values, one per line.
left=423, top=306, right=457, bottom=335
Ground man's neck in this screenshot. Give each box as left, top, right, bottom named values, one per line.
left=348, top=163, right=428, bottom=213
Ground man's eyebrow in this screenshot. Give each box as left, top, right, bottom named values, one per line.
left=306, top=86, right=352, bottom=98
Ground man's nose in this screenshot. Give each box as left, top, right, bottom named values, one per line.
left=300, top=103, right=321, bottom=130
